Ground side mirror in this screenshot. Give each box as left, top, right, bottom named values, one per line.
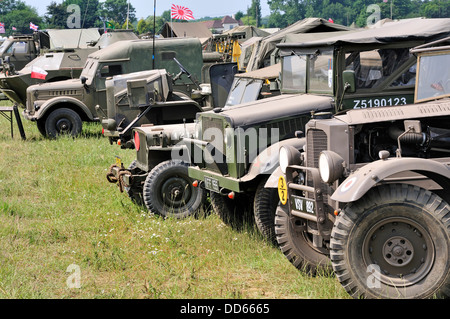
left=80, top=76, right=87, bottom=85
left=342, top=70, right=356, bottom=93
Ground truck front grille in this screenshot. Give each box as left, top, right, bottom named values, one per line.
left=306, top=129, right=330, bottom=201
left=201, top=117, right=226, bottom=174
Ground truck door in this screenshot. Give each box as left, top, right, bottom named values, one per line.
left=94, top=63, right=123, bottom=113
left=6, top=41, right=34, bottom=71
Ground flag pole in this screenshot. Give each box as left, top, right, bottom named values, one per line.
left=152, top=0, right=156, bottom=69
left=127, top=0, right=130, bottom=29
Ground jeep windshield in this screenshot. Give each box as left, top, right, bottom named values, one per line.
left=225, top=77, right=263, bottom=107
left=281, top=48, right=333, bottom=94
left=416, top=50, right=450, bottom=102
left=0, top=39, right=13, bottom=55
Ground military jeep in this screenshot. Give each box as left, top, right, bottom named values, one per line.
left=105, top=63, right=283, bottom=217
left=184, top=18, right=450, bottom=241
left=23, top=37, right=204, bottom=138
left=275, top=39, right=450, bottom=298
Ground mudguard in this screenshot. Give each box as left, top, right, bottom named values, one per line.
left=241, top=137, right=306, bottom=185
left=34, top=96, right=95, bottom=121
left=331, top=157, right=450, bottom=203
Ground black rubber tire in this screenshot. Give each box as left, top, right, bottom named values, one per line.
left=36, top=118, right=47, bottom=137
left=254, top=178, right=278, bottom=243
left=210, top=191, right=254, bottom=231
left=330, top=184, right=450, bottom=299
left=45, top=108, right=82, bottom=138
left=275, top=205, right=333, bottom=276
left=142, top=160, right=205, bottom=218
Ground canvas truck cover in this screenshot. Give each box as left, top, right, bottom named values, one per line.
left=246, top=18, right=354, bottom=71
left=278, top=18, right=450, bottom=50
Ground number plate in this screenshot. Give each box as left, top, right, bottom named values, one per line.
left=291, top=195, right=316, bottom=215
left=204, top=176, right=220, bottom=193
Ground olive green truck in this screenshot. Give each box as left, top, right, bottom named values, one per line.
left=183, top=18, right=450, bottom=242
left=276, top=37, right=450, bottom=298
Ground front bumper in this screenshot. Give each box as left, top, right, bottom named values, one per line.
left=188, top=166, right=242, bottom=193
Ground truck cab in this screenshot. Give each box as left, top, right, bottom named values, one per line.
left=183, top=18, right=450, bottom=242
left=22, top=37, right=205, bottom=138
left=276, top=36, right=450, bottom=298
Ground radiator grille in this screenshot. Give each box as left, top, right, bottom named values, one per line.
left=201, top=116, right=226, bottom=174
left=306, top=129, right=330, bottom=201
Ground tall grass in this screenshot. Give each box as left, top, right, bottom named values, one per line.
left=0, top=101, right=349, bottom=299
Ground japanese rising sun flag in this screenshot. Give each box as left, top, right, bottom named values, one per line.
left=171, top=4, right=195, bottom=20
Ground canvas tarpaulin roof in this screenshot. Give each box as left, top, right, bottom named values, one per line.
left=278, top=18, right=450, bottom=50
left=245, top=18, right=353, bottom=72
left=160, top=22, right=212, bottom=40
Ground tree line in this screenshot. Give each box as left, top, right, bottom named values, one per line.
left=0, top=0, right=448, bottom=37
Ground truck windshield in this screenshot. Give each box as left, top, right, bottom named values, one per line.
left=309, top=49, right=333, bottom=94
left=282, top=54, right=306, bottom=93
left=416, top=52, right=450, bottom=102
left=80, top=59, right=99, bottom=79
left=225, top=77, right=263, bottom=107
left=0, top=39, right=12, bottom=55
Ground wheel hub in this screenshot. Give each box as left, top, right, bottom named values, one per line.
left=383, top=236, right=414, bottom=267
left=364, top=217, right=435, bottom=287
left=56, top=118, right=71, bottom=132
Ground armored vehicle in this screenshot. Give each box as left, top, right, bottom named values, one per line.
left=275, top=39, right=450, bottom=298
left=23, top=37, right=204, bottom=138
left=183, top=18, right=450, bottom=241
left=0, top=29, right=137, bottom=108
left=105, top=63, right=284, bottom=217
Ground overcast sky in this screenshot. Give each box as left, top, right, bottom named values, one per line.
left=24, top=0, right=272, bottom=20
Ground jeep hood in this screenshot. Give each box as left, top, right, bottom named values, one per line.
left=212, top=94, right=334, bottom=128
left=27, top=78, right=83, bottom=93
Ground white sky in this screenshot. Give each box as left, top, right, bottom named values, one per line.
left=24, top=0, right=271, bottom=20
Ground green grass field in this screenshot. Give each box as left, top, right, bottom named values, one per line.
left=0, top=101, right=349, bottom=299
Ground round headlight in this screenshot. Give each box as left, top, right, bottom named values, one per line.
left=279, top=146, right=301, bottom=174
left=318, top=151, right=345, bottom=184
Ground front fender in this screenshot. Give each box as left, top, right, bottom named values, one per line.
left=331, top=157, right=450, bottom=203
left=34, top=96, right=94, bottom=121
left=241, top=137, right=306, bottom=184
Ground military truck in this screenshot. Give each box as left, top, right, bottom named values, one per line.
left=0, top=29, right=138, bottom=108
left=105, top=63, right=284, bottom=217
left=0, top=33, right=46, bottom=72
left=22, top=37, right=205, bottom=138
left=275, top=39, right=450, bottom=298
left=183, top=18, right=450, bottom=241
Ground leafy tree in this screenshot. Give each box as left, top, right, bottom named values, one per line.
left=44, top=0, right=101, bottom=29
left=235, top=11, right=244, bottom=21
left=45, top=2, right=67, bottom=29
left=64, top=0, right=101, bottom=28
left=100, top=0, right=136, bottom=25
left=0, top=1, right=43, bottom=35
left=248, top=0, right=262, bottom=27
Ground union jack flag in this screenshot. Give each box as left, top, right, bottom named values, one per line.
left=171, top=4, right=195, bottom=20
left=30, top=22, right=38, bottom=31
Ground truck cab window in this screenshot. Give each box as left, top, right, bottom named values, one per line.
left=100, top=64, right=122, bottom=78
